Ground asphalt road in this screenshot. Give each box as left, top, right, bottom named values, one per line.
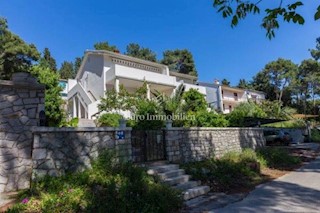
left=216, top=155, right=320, bottom=213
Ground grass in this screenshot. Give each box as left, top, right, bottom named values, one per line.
left=181, top=148, right=301, bottom=194
left=7, top=151, right=183, bottom=213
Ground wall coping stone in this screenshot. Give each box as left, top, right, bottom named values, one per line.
left=0, top=80, right=45, bottom=90
left=31, top=126, right=132, bottom=133
left=164, top=127, right=264, bottom=131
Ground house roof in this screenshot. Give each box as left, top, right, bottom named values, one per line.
left=169, top=71, right=198, bottom=81
left=76, top=50, right=168, bottom=79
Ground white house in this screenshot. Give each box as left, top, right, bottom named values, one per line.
left=66, top=50, right=206, bottom=120
left=199, top=81, right=266, bottom=114
left=66, top=50, right=266, bottom=121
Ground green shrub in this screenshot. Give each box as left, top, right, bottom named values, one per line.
left=311, top=129, right=320, bottom=142
left=133, top=100, right=164, bottom=130
left=181, top=149, right=261, bottom=192
left=8, top=150, right=182, bottom=213
left=184, top=110, right=229, bottom=127
left=226, top=102, right=267, bottom=127
left=97, top=113, right=123, bottom=127
left=61, top=117, right=79, bottom=127
left=257, top=147, right=301, bottom=169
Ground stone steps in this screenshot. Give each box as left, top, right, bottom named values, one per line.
left=147, top=163, right=210, bottom=201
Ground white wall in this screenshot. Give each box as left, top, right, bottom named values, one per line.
left=80, top=55, right=105, bottom=100
left=115, top=64, right=177, bottom=87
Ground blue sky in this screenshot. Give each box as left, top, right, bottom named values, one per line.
left=2, top=0, right=320, bottom=85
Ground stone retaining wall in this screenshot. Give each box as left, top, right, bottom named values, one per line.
left=165, top=127, right=265, bottom=163
left=0, top=73, right=45, bottom=192
left=32, top=127, right=132, bottom=178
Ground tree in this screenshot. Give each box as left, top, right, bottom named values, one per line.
left=30, top=65, right=65, bottom=126
left=161, top=49, right=197, bottom=76
left=226, top=102, right=267, bottom=127
left=39, top=48, right=57, bottom=72
left=94, top=41, right=118, bottom=52
left=153, top=84, right=185, bottom=116
left=252, top=58, right=297, bottom=106
left=221, top=78, right=230, bottom=86
left=297, top=59, right=320, bottom=114
left=125, top=43, right=157, bottom=62
left=182, top=88, right=207, bottom=112
left=310, top=37, right=320, bottom=61
left=59, top=61, right=75, bottom=79
left=74, top=57, right=82, bottom=75
left=0, top=18, right=40, bottom=80
left=212, top=1, right=320, bottom=39
left=237, top=79, right=251, bottom=89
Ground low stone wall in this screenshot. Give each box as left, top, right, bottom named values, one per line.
left=32, top=127, right=132, bottom=178
left=165, top=127, right=265, bottom=163
left=0, top=73, right=45, bottom=192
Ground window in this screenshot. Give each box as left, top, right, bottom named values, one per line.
left=222, top=90, right=224, bottom=98
left=234, top=93, right=238, bottom=101
left=229, top=105, right=232, bottom=112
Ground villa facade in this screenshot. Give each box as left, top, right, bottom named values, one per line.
left=65, top=50, right=265, bottom=120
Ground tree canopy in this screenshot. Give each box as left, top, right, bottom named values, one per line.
left=94, top=41, right=118, bottom=52
left=59, top=61, right=75, bottom=79
left=39, top=48, right=57, bottom=72
left=221, top=78, right=230, bottom=86
left=0, top=18, right=40, bottom=79
left=125, top=43, right=157, bottom=62
left=30, top=65, right=65, bottom=126
left=161, top=49, right=197, bottom=76
left=213, top=1, right=320, bottom=38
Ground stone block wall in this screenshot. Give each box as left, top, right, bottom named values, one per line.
left=0, top=73, right=45, bottom=192
left=165, top=127, right=265, bottom=163
left=32, top=127, right=132, bottom=178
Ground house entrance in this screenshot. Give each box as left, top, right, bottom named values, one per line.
left=131, top=130, right=166, bottom=162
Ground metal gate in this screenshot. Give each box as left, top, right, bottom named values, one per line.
left=131, top=130, right=166, bottom=162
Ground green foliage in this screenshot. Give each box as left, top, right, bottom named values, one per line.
left=73, top=57, right=82, bottom=75
left=153, top=84, right=185, bottom=116
left=39, top=48, right=57, bottom=72
left=257, top=147, right=301, bottom=169
left=213, top=0, right=315, bottom=38
left=226, top=102, right=267, bottom=127
left=259, top=100, right=296, bottom=120
left=221, top=78, right=230, bottom=86
left=97, top=113, right=123, bottom=127
left=30, top=65, right=65, bottom=127
left=182, top=88, right=207, bottom=112
left=0, top=18, right=40, bottom=80
left=59, top=61, right=75, bottom=79
left=161, top=49, right=197, bottom=76
left=182, top=149, right=261, bottom=192
left=133, top=100, right=164, bottom=130
left=311, top=129, right=320, bottom=142
left=60, top=117, right=79, bottom=127
left=263, top=58, right=298, bottom=104
left=98, top=85, right=133, bottom=113
left=98, top=83, right=164, bottom=130
left=94, top=41, right=118, bottom=52
left=184, top=110, right=228, bottom=127
left=125, top=43, right=157, bottom=62
left=8, top=150, right=183, bottom=213
left=237, top=79, right=251, bottom=89
left=310, top=37, right=320, bottom=61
